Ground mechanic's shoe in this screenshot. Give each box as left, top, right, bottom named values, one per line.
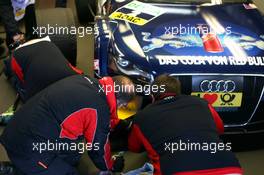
left=0, top=161, right=15, bottom=175
left=0, top=105, right=15, bottom=125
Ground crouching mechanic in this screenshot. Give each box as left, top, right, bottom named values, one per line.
left=128, top=75, right=243, bottom=175
left=0, top=36, right=82, bottom=124
left=3, top=36, right=82, bottom=102
left=0, top=74, right=135, bottom=175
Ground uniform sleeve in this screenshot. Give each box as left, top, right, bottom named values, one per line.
left=60, top=107, right=113, bottom=171
left=208, top=104, right=224, bottom=135
left=128, top=124, right=144, bottom=153
left=83, top=108, right=114, bottom=171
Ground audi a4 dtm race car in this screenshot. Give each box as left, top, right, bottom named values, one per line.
left=94, top=0, right=264, bottom=134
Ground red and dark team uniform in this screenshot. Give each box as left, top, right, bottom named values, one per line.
left=128, top=95, right=243, bottom=175
left=4, top=39, right=82, bottom=101
left=0, top=75, right=119, bottom=175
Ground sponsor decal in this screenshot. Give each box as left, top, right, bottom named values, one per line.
left=142, top=32, right=264, bottom=52
left=192, top=92, right=243, bottom=107
left=199, top=80, right=236, bottom=93
left=197, top=24, right=224, bottom=53
left=109, top=0, right=165, bottom=26
left=110, top=12, right=147, bottom=25
left=192, top=76, right=243, bottom=108
left=142, top=32, right=203, bottom=52
left=156, top=55, right=264, bottom=66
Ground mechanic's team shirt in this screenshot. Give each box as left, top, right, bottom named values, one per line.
left=8, top=36, right=83, bottom=101
left=0, top=74, right=119, bottom=173
left=128, top=95, right=243, bottom=175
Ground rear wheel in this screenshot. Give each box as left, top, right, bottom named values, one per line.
left=75, top=0, right=96, bottom=24
left=35, top=8, right=77, bottom=66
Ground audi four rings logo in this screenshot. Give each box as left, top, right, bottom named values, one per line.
left=200, top=80, right=236, bottom=92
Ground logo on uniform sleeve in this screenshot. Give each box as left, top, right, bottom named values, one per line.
left=60, top=108, right=97, bottom=142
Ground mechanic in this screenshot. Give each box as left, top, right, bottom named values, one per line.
left=0, top=36, right=83, bottom=125
left=0, top=74, right=135, bottom=175
left=3, top=36, right=82, bottom=102
left=128, top=75, right=243, bottom=175
left=0, top=0, right=25, bottom=48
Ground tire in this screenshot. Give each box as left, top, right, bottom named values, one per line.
left=35, top=8, right=77, bottom=66
left=75, top=0, right=96, bottom=24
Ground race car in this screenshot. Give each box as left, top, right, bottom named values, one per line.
left=94, top=0, right=264, bottom=134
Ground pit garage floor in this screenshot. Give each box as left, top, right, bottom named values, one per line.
left=0, top=0, right=264, bottom=174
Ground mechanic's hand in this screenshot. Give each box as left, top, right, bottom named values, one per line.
left=112, top=155, right=125, bottom=172
left=9, top=34, right=26, bottom=51
left=13, top=34, right=25, bottom=43
left=115, top=118, right=133, bottom=132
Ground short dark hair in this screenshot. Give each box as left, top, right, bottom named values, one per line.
left=151, top=74, right=181, bottom=99
left=112, top=75, right=135, bottom=103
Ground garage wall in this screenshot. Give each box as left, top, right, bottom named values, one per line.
left=35, top=0, right=55, bottom=8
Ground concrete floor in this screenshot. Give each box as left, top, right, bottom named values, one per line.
left=0, top=0, right=264, bottom=174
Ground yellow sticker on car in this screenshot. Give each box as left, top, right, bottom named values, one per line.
left=109, top=0, right=165, bottom=26
left=109, top=12, right=147, bottom=26
left=191, top=92, right=243, bottom=107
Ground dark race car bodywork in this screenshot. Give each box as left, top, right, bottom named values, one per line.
left=94, top=0, right=264, bottom=134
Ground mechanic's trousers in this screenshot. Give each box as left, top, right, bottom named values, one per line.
left=6, top=148, right=81, bottom=175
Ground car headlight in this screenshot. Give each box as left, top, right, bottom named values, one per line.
left=114, top=56, right=153, bottom=82
left=116, top=57, right=131, bottom=68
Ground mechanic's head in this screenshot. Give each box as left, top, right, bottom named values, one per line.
left=112, top=75, right=135, bottom=108
left=151, top=74, right=181, bottom=101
